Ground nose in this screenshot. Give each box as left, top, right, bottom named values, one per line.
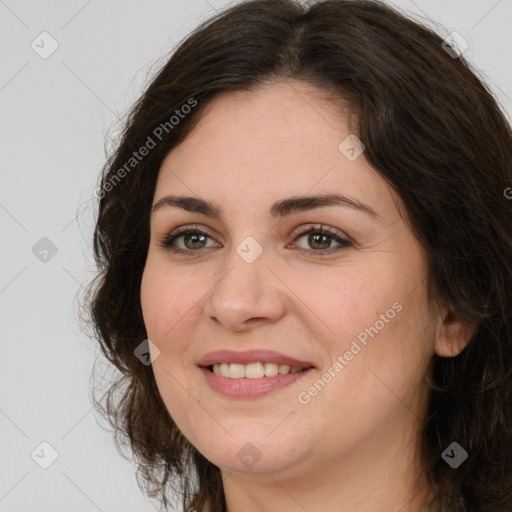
left=204, top=245, right=286, bottom=332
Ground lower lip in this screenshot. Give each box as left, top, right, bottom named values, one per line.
left=199, top=366, right=315, bottom=399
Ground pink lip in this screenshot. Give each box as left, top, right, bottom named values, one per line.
left=197, top=349, right=316, bottom=399
left=199, top=366, right=315, bottom=399
left=197, top=349, right=316, bottom=368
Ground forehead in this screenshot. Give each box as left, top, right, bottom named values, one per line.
left=154, top=80, right=398, bottom=220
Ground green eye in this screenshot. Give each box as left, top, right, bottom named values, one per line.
left=159, top=223, right=352, bottom=257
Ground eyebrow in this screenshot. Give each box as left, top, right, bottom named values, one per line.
left=151, top=193, right=380, bottom=219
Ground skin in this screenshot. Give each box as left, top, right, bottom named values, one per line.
left=140, top=80, right=474, bottom=512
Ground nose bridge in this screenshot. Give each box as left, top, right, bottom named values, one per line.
left=214, top=234, right=268, bottom=304
left=205, top=234, right=285, bottom=328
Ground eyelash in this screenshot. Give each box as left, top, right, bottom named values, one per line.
left=158, top=223, right=352, bottom=257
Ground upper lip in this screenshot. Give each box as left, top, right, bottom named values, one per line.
left=198, top=349, right=316, bottom=368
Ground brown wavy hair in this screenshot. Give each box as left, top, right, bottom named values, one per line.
left=83, top=1, right=512, bottom=510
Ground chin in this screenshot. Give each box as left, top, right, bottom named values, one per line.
left=211, top=448, right=299, bottom=475
left=192, top=427, right=307, bottom=475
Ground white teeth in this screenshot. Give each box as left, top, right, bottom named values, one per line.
left=245, top=362, right=265, bottom=378
left=278, top=364, right=290, bottom=374
left=264, top=362, right=279, bottom=377
left=219, top=363, right=230, bottom=377
left=229, top=363, right=245, bottom=378
left=211, top=362, right=307, bottom=378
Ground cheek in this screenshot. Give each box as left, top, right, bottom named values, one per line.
left=140, top=260, right=211, bottom=390
left=140, top=263, right=208, bottom=444
left=296, top=258, right=434, bottom=399
left=140, top=261, right=202, bottom=352
left=297, top=261, right=404, bottom=346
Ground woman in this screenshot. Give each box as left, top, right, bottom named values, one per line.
left=86, top=1, right=512, bottom=511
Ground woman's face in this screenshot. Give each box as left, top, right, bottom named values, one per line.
left=140, top=80, right=439, bottom=480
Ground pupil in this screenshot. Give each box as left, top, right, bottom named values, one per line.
left=310, top=233, right=330, bottom=250
left=186, top=233, right=206, bottom=249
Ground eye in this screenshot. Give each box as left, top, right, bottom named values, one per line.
left=158, top=224, right=220, bottom=255
left=289, top=224, right=352, bottom=255
left=158, top=223, right=352, bottom=256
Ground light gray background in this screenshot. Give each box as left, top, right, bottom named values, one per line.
left=1, top=1, right=511, bottom=511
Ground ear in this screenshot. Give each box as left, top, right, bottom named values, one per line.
left=434, top=304, right=476, bottom=357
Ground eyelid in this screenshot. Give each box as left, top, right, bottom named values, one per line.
left=291, top=223, right=349, bottom=241
left=158, top=222, right=353, bottom=255
left=287, top=223, right=353, bottom=254
left=160, top=223, right=218, bottom=245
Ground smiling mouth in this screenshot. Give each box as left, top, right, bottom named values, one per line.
left=206, top=362, right=311, bottom=378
